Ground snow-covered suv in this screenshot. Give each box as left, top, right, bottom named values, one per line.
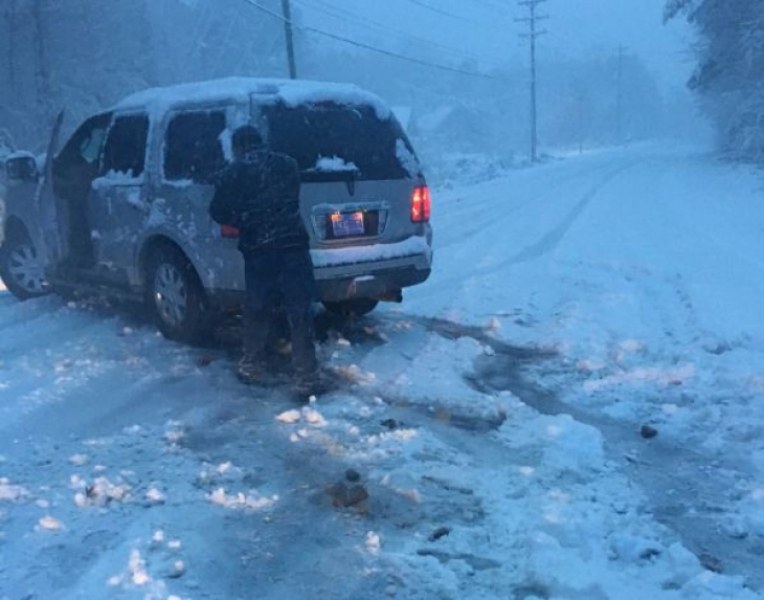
left=0, top=78, right=433, bottom=341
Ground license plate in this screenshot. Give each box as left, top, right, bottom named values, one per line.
left=331, top=212, right=365, bottom=238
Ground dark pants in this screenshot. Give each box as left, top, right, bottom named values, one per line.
left=243, top=249, right=318, bottom=377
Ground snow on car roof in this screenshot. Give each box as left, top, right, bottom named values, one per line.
left=114, top=77, right=391, bottom=120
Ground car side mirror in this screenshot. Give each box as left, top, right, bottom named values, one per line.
left=5, top=155, right=39, bottom=183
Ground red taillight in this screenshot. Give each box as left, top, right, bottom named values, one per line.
left=411, top=185, right=431, bottom=223
left=220, top=224, right=240, bottom=238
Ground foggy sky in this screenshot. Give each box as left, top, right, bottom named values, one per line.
left=298, top=0, right=693, bottom=91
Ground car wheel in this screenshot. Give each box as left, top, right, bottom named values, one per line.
left=0, top=229, right=49, bottom=300
left=146, top=245, right=209, bottom=344
left=322, top=298, right=379, bottom=317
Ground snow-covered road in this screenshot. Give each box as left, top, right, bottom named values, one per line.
left=1, top=143, right=763, bottom=599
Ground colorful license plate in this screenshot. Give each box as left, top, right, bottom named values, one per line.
left=331, top=212, right=365, bottom=237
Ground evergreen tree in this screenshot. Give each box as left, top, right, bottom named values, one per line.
left=666, top=0, right=764, bottom=161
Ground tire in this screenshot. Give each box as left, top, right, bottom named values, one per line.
left=145, top=245, right=210, bottom=344
left=322, top=298, right=379, bottom=317
left=0, top=228, right=49, bottom=300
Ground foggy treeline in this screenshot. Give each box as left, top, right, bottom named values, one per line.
left=1, top=0, right=691, bottom=166
left=667, top=0, right=764, bottom=163
left=0, top=0, right=287, bottom=151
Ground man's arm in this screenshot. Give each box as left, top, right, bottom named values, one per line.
left=209, top=167, right=239, bottom=226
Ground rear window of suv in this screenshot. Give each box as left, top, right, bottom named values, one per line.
left=263, top=102, right=414, bottom=181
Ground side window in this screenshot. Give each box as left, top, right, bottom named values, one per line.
left=80, top=128, right=106, bottom=164
left=164, top=111, right=226, bottom=183
left=53, top=113, right=112, bottom=198
left=55, top=113, right=112, bottom=169
left=102, top=114, right=149, bottom=177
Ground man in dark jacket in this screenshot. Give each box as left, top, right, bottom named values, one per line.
left=209, top=125, right=320, bottom=395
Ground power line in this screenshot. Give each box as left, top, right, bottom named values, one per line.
left=239, top=0, right=508, bottom=81
left=293, top=0, right=496, bottom=66
left=305, top=25, right=507, bottom=80
left=473, top=0, right=513, bottom=11
left=296, top=0, right=487, bottom=63
left=406, top=0, right=498, bottom=28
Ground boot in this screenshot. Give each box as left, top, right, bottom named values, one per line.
left=294, top=369, right=332, bottom=399
left=237, top=355, right=267, bottom=384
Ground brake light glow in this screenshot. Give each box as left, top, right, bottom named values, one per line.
left=220, top=224, right=240, bottom=238
left=411, top=185, right=431, bottom=223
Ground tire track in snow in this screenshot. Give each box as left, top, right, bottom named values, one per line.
left=469, top=347, right=764, bottom=592
left=426, top=155, right=643, bottom=296
left=501, top=162, right=638, bottom=267
left=436, top=158, right=625, bottom=252
left=365, top=312, right=764, bottom=593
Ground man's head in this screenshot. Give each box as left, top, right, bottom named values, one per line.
left=232, top=125, right=263, bottom=159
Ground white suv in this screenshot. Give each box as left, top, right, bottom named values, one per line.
left=0, top=78, right=433, bottom=342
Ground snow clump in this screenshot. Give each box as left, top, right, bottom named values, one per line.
left=0, top=478, right=29, bottom=502
left=207, top=488, right=279, bottom=511
left=314, top=155, right=358, bottom=172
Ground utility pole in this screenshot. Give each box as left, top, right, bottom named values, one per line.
left=517, top=0, right=548, bottom=163
left=616, top=45, right=625, bottom=145
left=32, top=0, right=53, bottom=126
left=575, top=92, right=585, bottom=154
left=281, top=0, right=298, bottom=79
left=6, top=0, right=16, bottom=102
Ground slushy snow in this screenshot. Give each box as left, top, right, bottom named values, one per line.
left=1, top=143, right=763, bottom=599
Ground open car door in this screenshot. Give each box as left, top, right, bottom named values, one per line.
left=34, top=110, right=66, bottom=266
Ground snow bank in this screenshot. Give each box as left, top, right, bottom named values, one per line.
left=498, top=412, right=606, bottom=475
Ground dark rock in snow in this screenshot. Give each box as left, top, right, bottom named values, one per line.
left=345, top=468, right=361, bottom=483
left=640, top=425, right=658, bottom=439
left=196, top=354, right=216, bottom=367
left=381, top=418, right=399, bottom=430
left=428, top=526, right=451, bottom=542
left=639, top=547, right=661, bottom=560
left=699, top=553, right=724, bottom=573
left=327, top=481, right=369, bottom=510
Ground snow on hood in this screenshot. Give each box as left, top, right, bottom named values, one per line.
left=5, top=150, right=36, bottom=162
left=114, top=77, right=391, bottom=120
left=4, top=150, right=46, bottom=172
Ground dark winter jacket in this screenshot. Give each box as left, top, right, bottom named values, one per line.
left=209, top=150, right=309, bottom=256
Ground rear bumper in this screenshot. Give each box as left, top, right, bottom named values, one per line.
left=311, top=233, right=432, bottom=300
left=316, top=257, right=431, bottom=302
left=209, top=252, right=431, bottom=310
left=208, top=233, right=433, bottom=310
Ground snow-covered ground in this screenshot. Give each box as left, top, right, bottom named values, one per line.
left=1, top=143, right=763, bottom=599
